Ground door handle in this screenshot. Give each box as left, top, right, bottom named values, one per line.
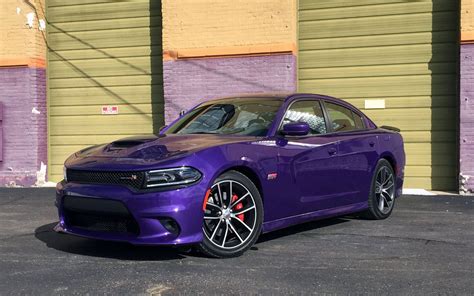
left=369, top=141, right=375, bottom=147
left=328, top=147, right=337, bottom=155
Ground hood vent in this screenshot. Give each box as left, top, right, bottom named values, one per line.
left=108, top=136, right=158, bottom=149
left=110, top=140, right=146, bottom=149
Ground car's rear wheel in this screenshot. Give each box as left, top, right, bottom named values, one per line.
left=199, top=170, right=263, bottom=258
left=363, top=159, right=396, bottom=220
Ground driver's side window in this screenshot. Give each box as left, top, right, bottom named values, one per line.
left=282, top=100, right=327, bottom=135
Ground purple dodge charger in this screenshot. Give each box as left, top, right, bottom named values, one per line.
left=55, top=93, right=405, bottom=257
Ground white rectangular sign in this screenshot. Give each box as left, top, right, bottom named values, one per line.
left=364, top=99, right=385, bottom=109
left=101, top=106, right=119, bottom=115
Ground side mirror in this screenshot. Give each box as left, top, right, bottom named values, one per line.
left=282, top=122, right=310, bottom=136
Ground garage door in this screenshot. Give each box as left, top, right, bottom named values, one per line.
left=47, top=0, right=163, bottom=182
left=298, top=0, right=459, bottom=190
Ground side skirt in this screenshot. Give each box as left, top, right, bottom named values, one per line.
left=262, top=201, right=368, bottom=234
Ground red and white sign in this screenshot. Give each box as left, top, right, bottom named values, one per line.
left=101, top=105, right=119, bottom=115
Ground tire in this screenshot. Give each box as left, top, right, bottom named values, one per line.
left=362, top=159, right=396, bottom=220
left=198, top=170, right=263, bottom=258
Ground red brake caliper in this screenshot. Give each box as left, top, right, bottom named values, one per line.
left=231, top=194, right=244, bottom=222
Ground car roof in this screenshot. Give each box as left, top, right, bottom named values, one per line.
left=205, top=93, right=289, bottom=103
left=206, top=93, right=351, bottom=106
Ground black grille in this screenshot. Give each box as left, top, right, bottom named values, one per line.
left=63, top=196, right=139, bottom=235
left=66, top=169, right=145, bottom=190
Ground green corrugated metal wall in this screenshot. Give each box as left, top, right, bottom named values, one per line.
left=298, top=0, right=459, bottom=190
left=47, top=0, right=163, bottom=181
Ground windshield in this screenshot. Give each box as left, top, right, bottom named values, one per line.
left=165, top=98, right=284, bottom=136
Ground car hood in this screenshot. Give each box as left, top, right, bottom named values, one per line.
left=67, top=134, right=256, bottom=167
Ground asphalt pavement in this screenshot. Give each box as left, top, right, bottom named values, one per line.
left=0, top=188, right=473, bottom=295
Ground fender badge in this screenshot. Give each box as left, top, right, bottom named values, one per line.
left=267, top=173, right=278, bottom=180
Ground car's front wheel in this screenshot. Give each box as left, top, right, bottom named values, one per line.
left=199, top=170, right=263, bottom=258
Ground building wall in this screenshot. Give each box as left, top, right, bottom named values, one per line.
left=161, top=0, right=297, bottom=123
left=0, top=0, right=47, bottom=186
left=46, top=0, right=164, bottom=182
left=462, top=0, right=474, bottom=41
left=297, top=0, right=459, bottom=191
left=162, top=0, right=296, bottom=53
left=461, top=0, right=474, bottom=194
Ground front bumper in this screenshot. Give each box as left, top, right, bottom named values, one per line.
left=55, top=181, right=207, bottom=246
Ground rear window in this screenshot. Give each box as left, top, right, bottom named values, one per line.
left=352, top=112, right=365, bottom=129
left=325, top=102, right=365, bottom=132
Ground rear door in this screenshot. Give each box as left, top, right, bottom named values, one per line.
left=323, top=101, right=379, bottom=204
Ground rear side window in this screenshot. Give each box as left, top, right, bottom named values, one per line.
left=281, top=100, right=327, bottom=135
left=325, top=102, right=365, bottom=132
left=353, top=112, right=365, bottom=129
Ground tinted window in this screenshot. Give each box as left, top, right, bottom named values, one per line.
left=325, top=102, right=364, bottom=132
left=352, top=112, right=365, bottom=129
left=281, top=100, right=327, bottom=135
left=165, top=98, right=283, bottom=136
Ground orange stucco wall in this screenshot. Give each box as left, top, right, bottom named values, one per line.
left=462, top=0, right=474, bottom=43
left=162, top=0, right=297, bottom=59
left=0, top=0, right=46, bottom=68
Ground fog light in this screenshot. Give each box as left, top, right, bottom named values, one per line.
left=158, top=218, right=180, bottom=236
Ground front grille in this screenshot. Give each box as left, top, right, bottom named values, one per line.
left=64, top=210, right=140, bottom=235
left=63, top=196, right=140, bottom=235
left=66, top=169, right=145, bottom=190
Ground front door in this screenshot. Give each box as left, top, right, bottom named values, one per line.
left=276, top=100, right=344, bottom=214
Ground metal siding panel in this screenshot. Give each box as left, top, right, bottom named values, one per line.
left=48, top=57, right=159, bottom=78
left=299, top=1, right=459, bottom=21
left=48, top=17, right=162, bottom=33
left=299, top=0, right=454, bottom=11
left=49, top=104, right=163, bottom=116
left=298, top=1, right=459, bottom=190
left=49, top=115, right=160, bottom=136
left=299, top=44, right=457, bottom=68
left=299, top=75, right=457, bottom=98
left=49, top=85, right=162, bottom=106
left=48, top=27, right=161, bottom=51
left=300, top=31, right=456, bottom=51
left=299, top=63, right=457, bottom=80
left=344, top=96, right=456, bottom=109
left=49, top=75, right=163, bottom=89
left=299, top=12, right=457, bottom=40
left=47, top=1, right=163, bottom=182
left=48, top=46, right=158, bottom=61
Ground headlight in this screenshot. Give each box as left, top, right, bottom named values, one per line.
left=63, top=166, right=68, bottom=182
left=145, top=167, right=202, bottom=188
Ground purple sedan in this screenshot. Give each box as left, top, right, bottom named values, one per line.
left=55, top=93, right=405, bottom=258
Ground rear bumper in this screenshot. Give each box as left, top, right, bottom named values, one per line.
left=55, top=181, right=207, bottom=246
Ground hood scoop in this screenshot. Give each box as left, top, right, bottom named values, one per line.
left=110, top=140, right=147, bottom=149
left=108, top=136, right=160, bottom=150
left=101, top=136, right=185, bottom=160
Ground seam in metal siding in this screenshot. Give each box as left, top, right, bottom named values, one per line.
left=298, top=0, right=459, bottom=190
left=47, top=0, right=164, bottom=182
